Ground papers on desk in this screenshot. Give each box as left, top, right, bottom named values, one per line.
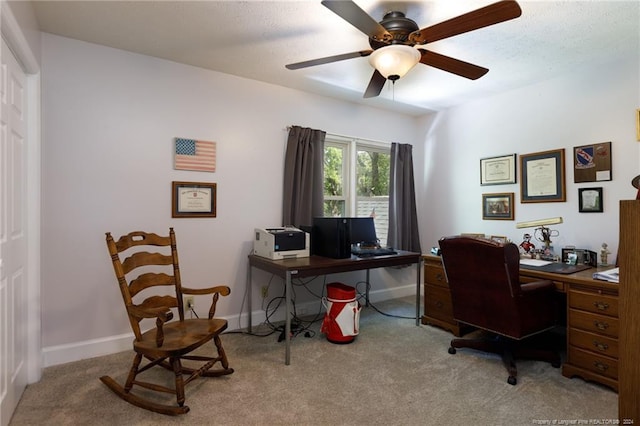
left=593, top=267, right=619, bottom=283
left=519, top=259, right=552, bottom=267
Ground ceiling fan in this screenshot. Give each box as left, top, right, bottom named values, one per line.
left=286, top=0, right=522, bottom=98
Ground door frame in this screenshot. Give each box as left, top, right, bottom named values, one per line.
left=1, top=0, right=42, bottom=385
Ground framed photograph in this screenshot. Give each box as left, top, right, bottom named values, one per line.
left=520, top=149, right=566, bottom=203
left=172, top=181, right=217, bottom=218
left=482, top=192, right=514, bottom=220
left=578, top=187, right=603, bottom=213
left=480, top=154, right=516, bottom=185
left=490, top=235, right=508, bottom=244
left=573, top=141, right=611, bottom=183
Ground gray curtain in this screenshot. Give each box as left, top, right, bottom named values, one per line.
left=388, top=143, right=421, bottom=252
left=282, top=126, right=326, bottom=227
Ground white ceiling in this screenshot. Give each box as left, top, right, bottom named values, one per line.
left=31, top=0, right=640, bottom=116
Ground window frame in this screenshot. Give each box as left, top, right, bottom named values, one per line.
left=323, top=134, right=391, bottom=244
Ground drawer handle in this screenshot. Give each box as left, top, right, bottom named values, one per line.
left=436, top=273, right=444, bottom=282
left=593, top=361, right=609, bottom=372
left=593, top=301, right=609, bottom=311
left=593, top=341, right=609, bottom=352
left=593, top=321, right=609, bottom=330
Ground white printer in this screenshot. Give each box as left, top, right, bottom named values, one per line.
left=253, top=227, right=310, bottom=260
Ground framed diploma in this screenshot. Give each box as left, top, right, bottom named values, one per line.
left=520, top=149, right=566, bottom=203
left=480, top=154, right=516, bottom=185
left=172, top=181, right=217, bottom=218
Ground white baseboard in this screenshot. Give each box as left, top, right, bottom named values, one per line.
left=42, top=284, right=416, bottom=368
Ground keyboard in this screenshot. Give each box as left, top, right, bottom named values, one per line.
left=352, top=247, right=397, bottom=257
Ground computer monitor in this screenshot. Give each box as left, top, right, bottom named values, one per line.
left=349, top=217, right=378, bottom=247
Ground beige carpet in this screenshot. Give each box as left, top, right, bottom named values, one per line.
left=10, top=297, right=617, bottom=425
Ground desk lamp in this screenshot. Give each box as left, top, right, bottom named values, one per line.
left=516, top=217, right=563, bottom=254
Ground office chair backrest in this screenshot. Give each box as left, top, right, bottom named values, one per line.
left=439, top=236, right=529, bottom=338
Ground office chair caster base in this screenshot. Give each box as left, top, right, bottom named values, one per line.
left=507, top=376, right=517, bottom=386
left=448, top=347, right=456, bottom=355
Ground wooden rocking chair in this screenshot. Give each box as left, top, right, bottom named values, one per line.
left=101, top=228, right=234, bottom=415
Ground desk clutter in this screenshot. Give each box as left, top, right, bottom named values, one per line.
left=253, top=217, right=397, bottom=260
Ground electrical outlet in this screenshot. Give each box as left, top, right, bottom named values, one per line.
left=184, top=296, right=195, bottom=311
left=261, top=286, right=268, bottom=299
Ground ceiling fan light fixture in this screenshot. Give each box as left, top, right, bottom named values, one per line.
left=368, top=45, right=420, bottom=81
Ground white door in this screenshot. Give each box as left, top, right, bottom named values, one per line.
left=0, top=37, right=28, bottom=426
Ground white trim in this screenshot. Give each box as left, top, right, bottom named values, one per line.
left=0, top=1, right=39, bottom=73
left=41, top=288, right=415, bottom=367
left=26, top=73, right=42, bottom=382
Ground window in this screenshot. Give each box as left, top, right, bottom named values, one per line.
left=323, top=135, right=391, bottom=246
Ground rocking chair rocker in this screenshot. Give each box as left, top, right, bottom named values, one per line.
left=101, top=228, right=233, bottom=415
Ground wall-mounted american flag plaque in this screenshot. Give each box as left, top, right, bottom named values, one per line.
left=174, top=138, right=216, bottom=172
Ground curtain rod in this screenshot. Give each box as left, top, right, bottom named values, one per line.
left=286, top=125, right=392, bottom=146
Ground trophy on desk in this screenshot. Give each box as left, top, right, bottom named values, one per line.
left=516, top=217, right=563, bottom=260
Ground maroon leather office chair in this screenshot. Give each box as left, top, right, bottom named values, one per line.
left=439, top=235, right=561, bottom=385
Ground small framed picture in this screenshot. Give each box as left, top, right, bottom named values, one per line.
left=482, top=192, right=514, bottom=220
left=172, top=181, right=217, bottom=218
left=480, top=154, right=517, bottom=185
left=578, top=187, right=603, bottom=213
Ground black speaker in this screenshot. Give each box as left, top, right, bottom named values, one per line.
left=312, top=217, right=351, bottom=259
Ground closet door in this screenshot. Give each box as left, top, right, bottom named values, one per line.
left=0, top=37, right=28, bottom=426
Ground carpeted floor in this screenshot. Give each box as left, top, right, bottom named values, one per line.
left=10, top=297, right=617, bottom=425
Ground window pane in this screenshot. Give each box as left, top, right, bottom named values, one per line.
left=356, top=146, right=390, bottom=246
left=356, top=197, right=389, bottom=247
left=324, top=146, right=344, bottom=197
left=356, top=148, right=389, bottom=197
left=324, top=200, right=345, bottom=217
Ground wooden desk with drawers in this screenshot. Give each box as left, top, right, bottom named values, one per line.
left=422, top=254, right=619, bottom=391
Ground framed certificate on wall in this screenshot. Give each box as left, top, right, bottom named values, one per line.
left=172, top=181, right=217, bottom=218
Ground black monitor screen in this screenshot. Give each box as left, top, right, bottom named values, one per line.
left=349, top=217, right=377, bottom=245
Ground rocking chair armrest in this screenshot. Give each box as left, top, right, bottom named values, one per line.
left=127, top=305, right=174, bottom=323
left=182, top=286, right=231, bottom=319
left=127, top=305, right=173, bottom=347
left=182, top=286, right=231, bottom=297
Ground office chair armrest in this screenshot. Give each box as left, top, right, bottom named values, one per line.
left=520, top=280, right=555, bottom=293
left=182, top=286, right=231, bottom=319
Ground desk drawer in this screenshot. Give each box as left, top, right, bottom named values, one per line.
left=568, top=309, right=619, bottom=338
left=424, top=284, right=454, bottom=322
left=568, top=346, right=618, bottom=380
left=569, top=327, right=619, bottom=359
left=569, top=289, right=618, bottom=317
left=424, top=264, right=448, bottom=288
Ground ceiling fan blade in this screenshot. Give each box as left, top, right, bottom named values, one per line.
left=321, top=0, right=392, bottom=42
left=363, top=70, right=386, bottom=98
left=286, top=50, right=373, bottom=70
left=409, top=0, right=522, bottom=45
left=419, top=50, right=488, bottom=80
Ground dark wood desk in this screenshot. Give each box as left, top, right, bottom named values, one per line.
left=422, top=254, right=620, bottom=391
left=247, top=251, right=422, bottom=365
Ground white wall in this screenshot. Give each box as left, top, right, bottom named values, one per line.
left=415, top=56, right=640, bottom=263
left=40, top=34, right=421, bottom=364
